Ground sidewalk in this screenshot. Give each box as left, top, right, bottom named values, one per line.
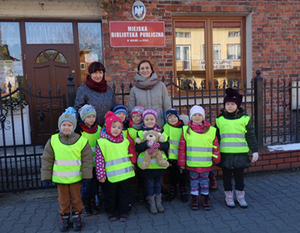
left=1, top=169, right=300, bottom=233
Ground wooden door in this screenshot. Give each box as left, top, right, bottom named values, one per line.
left=23, top=44, right=80, bottom=143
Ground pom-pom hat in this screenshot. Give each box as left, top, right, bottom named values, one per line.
left=166, top=108, right=180, bottom=120
left=223, top=88, right=243, bottom=108
left=189, top=105, right=205, bottom=120
left=78, top=104, right=96, bottom=121
left=58, top=107, right=77, bottom=133
left=105, top=111, right=123, bottom=135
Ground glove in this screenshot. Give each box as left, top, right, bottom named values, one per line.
left=81, top=179, right=91, bottom=186
left=148, top=148, right=156, bottom=154
left=147, top=140, right=154, bottom=148
left=43, top=181, right=51, bottom=187
left=252, top=152, right=259, bottom=162
left=152, top=142, right=161, bottom=149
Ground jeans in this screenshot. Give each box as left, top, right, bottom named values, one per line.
left=144, top=175, right=162, bottom=196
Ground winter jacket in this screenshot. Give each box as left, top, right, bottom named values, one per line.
left=178, top=121, right=220, bottom=173
left=128, top=72, right=171, bottom=127
left=74, top=84, right=117, bottom=127
left=41, top=132, right=93, bottom=181
left=215, top=108, right=258, bottom=169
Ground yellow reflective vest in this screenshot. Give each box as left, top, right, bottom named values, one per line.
left=81, top=125, right=101, bottom=167
left=163, top=123, right=182, bottom=160
left=136, top=130, right=168, bottom=169
left=51, top=134, right=88, bottom=184
left=128, top=127, right=139, bottom=142
left=215, top=115, right=250, bottom=153
left=183, top=126, right=217, bottom=168
left=97, top=138, right=135, bottom=183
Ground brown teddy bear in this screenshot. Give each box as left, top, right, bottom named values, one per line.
left=135, top=130, right=169, bottom=170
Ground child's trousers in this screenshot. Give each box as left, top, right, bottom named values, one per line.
left=57, top=181, right=82, bottom=214
left=222, top=167, right=244, bottom=191
left=189, top=171, right=209, bottom=195
left=169, top=160, right=186, bottom=188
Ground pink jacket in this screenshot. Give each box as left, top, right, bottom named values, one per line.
left=177, top=120, right=221, bottom=173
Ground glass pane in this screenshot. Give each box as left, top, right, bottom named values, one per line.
left=25, top=22, right=74, bottom=44
left=78, top=22, right=103, bottom=84
left=54, top=53, right=67, bottom=63
left=0, top=22, right=22, bottom=93
left=213, top=21, right=241, bottom=88
left=175, top=21, right=205, bottom=90
left=44, top=49, right=58, bottom=61
left=36, top=52, right=49, bottom=63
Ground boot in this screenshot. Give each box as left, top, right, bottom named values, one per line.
left=209, top=174, right=218, bottom=190
left=190, top=195, right=198, bottom=210
left=155, top=194, right=165, bottom=213
left=202, top=195, right=211, bottom=210
left=236, top=190, right=248, bottom=208
left=90, top=197, right=99, bottom=215
left=119, top=213, right=128, bottom=222
left=224, top=191, right=235, bottom=208
left=82, top=199, right=92, bottom=215
left=59, top=213, right=70, bottom=232
left=180, top=187, right=188, bottom=203
left=72, top=212, right=82, bottom=232
left=146, top=195, right=158, bottom=214
left=166, top=186, right=176, bottom=202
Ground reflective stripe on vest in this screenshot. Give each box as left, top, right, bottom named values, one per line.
left=82, top=126, right=101, bottom=167
left=51, top=134, right=88, bottom=184
left=215, top=116, right=250, bottom=153
left=136, top=130, right=168, bottom=169
left=183, top=126, right=216, bottom=168
left=163, top=124, right=182, bottom=160
left=97, top=137, right=135, bottom=183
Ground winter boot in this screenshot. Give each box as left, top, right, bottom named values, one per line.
left=155, top=194, right=165, bottom=213
left=119, top=213, right=128, bottom=222
left=190, top=195, right=199, bottom=210
left=90, top=197, right=99, bottom=215
left=202, top=195, right=211, bottom=210
left=108, top=213, right=117, bottom=222
left=59, top=213, right=70, bottom=232
left=236, top=190, right=248, bottom=208
left=82, top=199, right=92, bottom=215
left=209, top=174, right=218, bottom=190
left=224, top=191, right=235, bottom=208
left=180, top=187, right=189, bottom=203
left=166, top=186, right=176, bottom=202
left=72, top=212, right=82, bottom=232
left=146, top=195, right=158, bottom=214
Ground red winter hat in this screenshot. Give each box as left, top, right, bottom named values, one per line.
left=105, top=111, right=123, bottom=135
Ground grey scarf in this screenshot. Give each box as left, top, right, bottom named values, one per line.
left=135, top=72, right=160, bottom=90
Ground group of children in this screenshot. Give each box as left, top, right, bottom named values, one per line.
left=41, top=87, right=259, bottom=232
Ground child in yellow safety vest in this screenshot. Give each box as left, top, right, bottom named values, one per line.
left=95, top=111, right=135, bottom=222
left=178, top=105, right=220, bottom=211
left=215, top=88, right=259, bottom=208
left=41, top=107, right=93, bottom=232
left=135, top=109, right=169, bottom=214
left=163, top=108, right=188, bottom=203
left=78, top=104, right=101, bottom=216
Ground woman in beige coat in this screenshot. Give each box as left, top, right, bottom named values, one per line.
left=128, top=60, right=171, bottom=127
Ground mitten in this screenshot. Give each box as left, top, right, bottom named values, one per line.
left=148, top=148, right=156, bottom=154
left=43, top=181, right=51, bottom=187
left=152, top=142, right=161, bottom=149
left=252, top=152, right=259, bottom=162
left=147, top=140, right=154, bottom=148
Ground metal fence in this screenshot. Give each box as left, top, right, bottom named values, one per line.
left=0, top=71, right=299, bottom=192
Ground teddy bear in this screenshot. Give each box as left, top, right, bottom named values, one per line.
left=135, top=130, right=169, bottom=170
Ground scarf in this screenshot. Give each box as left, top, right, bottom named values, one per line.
left=85, top=75, right=108, bottom=93
left=129, top=118, right=143, bottom=130
left=78, top=122, right=98, bottom=134
left=142, top=124, right=162, bottom=133
left=135, top=72, right=160, bottom=90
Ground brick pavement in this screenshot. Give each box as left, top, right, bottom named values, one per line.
left=0, top=169, right=300, bottom=233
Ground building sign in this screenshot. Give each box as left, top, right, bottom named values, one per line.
left=197, top=59, right=233, bottom=70
left=132, top=1, right=146, bottom=21
left=110, top=21, right=165, bottom=47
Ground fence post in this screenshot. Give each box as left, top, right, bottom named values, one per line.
left=254, top=70, right=264, bottom=149
left=66, top=75, right=76, bottom=107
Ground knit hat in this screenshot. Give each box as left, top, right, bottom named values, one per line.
left=113, top=104, right=127, bottom=115
left=143, top=109, right=157, bottom=120
left=223, top=88, right=243, bottom=108
left=189, top=105, right=205, bottom=120
left=105, top=111, right=123, bottom=135
left=130, top=105, right=145, bottom=117
left=166, top=108, right=180, bottom=120
left=78, top=104, right=96, bottom=121
left=58, top=107, right=77, bottom=133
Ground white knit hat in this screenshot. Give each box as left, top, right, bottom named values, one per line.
left=189, top=105, right=205, bottom=120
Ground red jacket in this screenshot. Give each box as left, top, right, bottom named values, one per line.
left=177, top=120, right=220, bottom=173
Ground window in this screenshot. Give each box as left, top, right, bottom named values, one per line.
left=173, top=17, right=245, bottom=90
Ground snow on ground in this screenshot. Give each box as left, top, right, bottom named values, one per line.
left=268, top=143, right=300, bottom=152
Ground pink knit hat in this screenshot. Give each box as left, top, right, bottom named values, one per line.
left=105, top=111, right=123, bottom=135
left=130, top=105, right=145, bottom=117
left=143, top=109, right=157, bottom=120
